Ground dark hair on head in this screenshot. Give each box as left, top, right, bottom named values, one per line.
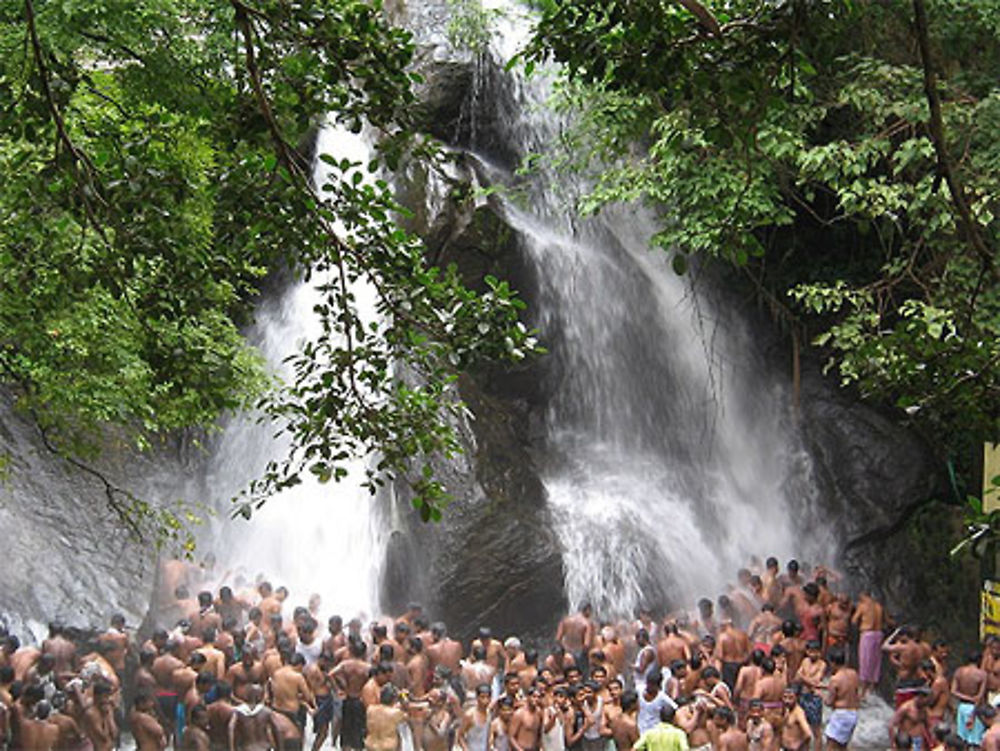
left=608, top=677, right=623, bottom=688
left=697, top=598, right=713, bottom=611
left=472, top=645, right=487, bottom=661
left=175, top=586, right=190, bottom=599
left=475, top=684, right=492, bottom=696
left=714, top=706, right=735, bottom=725
left=394, top=622, right=410, bottom=634
left=750, top=575, right=762, bottom=587
left=554, top=686, right=569, bottom=697
left=349, top=638, right=366, bottom=657
left=584, top=680, right=600, bottom=692
left=219, top=586, right=233, bottom=599
left=717, top=595, right=731, bottom=608
left=190, top=652, right=207, bottom=666
left=269, top=613, right=283, bottom=625
left=289, top=653, right=306, bottom=667
left=781, top=621, right=797, bottom=637
left=762, top=603, right=775, bottom=612
left=380, top=684, right=398, bottom=705
left=621, top=690, right=638, bottom=712
left=788, top=560, right=799, bottom=572
left=932, top=639, right=947, bottom=649
left=498, top=697, right=514, bottom=709
left=646, top=669, right=663, bottom=687
left=216, top=681, right=232, bottom=699
left=479, top=627, right=492, bottom=639
left=6, top=635, right=21, bottom=651
left=198, top=591, right=212, bottom=607
left=372, top=624, right=387, bottom=639
left=375, top=662, right=394, bottom=676
left=504, top=672, right=519, bottom=683
left=195, top=671, right=215, bottom=687
left=803, top=583, right=819, bottom=598
left=785, top=682, right=803, bottom=696
left=276, top=586, right=288, bottom=596
left=191, top=703, right=209, bottom=719
left=93, top=681, right=113, bottom=698
left=748, top=699, right=763, bottom=709
left=815, top=576, right=827, bottom=587
left=761, top=658, right=776, bottom=674
left=670, top=659, right=687, bottom=671
left=977, top=705, right=998, bottom=721
left=378, top=644, right=394, bottom=662
left=806, top=640, right=821, bottom=651
left=526, top=650, right=538, bottom=665
left=414, top=615, right=429, bottom=631
left=248, top=607, right=262, bottom=620
left=659, top=704, right=676, bottom=723
left=329, top=615, right=343, bottom=628
left=591, top=662, right=607, bottom=674
left=969, top=651, right=983, bottom=664
left=702, top=666, right=720, bottom=680
left=920, top=660, right=935, bottom=672
left=689, top=654, right=703, bottom=670
left=770, top=644, right=785, bottom=657
left=410, top=636, right=423, bottom=653
left=203, top=628, right=217, bottom=643
left=828, top=649, right=846, bottom=666
left=766, top=557, right=778, bottom=568
left=751, top=649, right=764, bottom=665
left=636, top=628, right=649, bottom=643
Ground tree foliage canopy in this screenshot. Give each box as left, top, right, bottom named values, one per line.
left=527, top=0, right=1000, bottom=462
left=0, top=0, right=538, bottom=541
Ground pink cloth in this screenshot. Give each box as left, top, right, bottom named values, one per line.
left=858, top=629, right=883, bottom=683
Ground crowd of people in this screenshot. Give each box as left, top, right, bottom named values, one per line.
left=0, top=555, right=995, bottom=751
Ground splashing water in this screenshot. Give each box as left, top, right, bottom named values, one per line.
left=203, top=126, right=387, bottom=622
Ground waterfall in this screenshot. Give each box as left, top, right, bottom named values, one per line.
left=202, top=126, right=387, bottom=622
left=439, top=4, right=837, bottom=618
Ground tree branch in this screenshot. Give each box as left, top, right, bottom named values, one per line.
left=912, top=0, right=999, bottom=283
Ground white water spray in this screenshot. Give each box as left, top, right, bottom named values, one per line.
left=204, top=126, right=386, bottom=622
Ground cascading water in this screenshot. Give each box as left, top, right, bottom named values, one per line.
left=436, top=5, right=838, bottom=618
left=201, top=126, right=387, bottom=622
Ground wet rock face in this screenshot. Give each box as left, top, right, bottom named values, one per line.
left=0, top=393, right=173, bottom=640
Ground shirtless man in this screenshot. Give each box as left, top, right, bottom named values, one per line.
left=823, top=597, right=851, bottom=657
left=229, top=648, right=266, bottom=702
left=131, top=691, right=169, bottom=751
left=407, top=638, right=431, bottom=698
left=734, top=651, right=764, bottom=716
left=657, top=625, right=691, bottom=671
left=748, top=607, right=782, bottom=654
left=889, top=694, right=930, bottom=751
left=324, top=617, right=347, bottom=660
left=745, top=700, right=776, bottom=751
left=509, top=689, right=543, bottom=751
left=197, top=629, right=228, bottom=681
left=11, top=641, right=42, bottom=682
left=208, top=683, right=238, bottom=751
left=885, top=628, right=928, bottom=707
left=774, top=623, right=805, bottom=683
left=556, top=605, right=594, bottom=670
left=366, top=685, right=407, bottom=751
left=673, top=696, right=709, bottom=751
left=490, top=698, right=514, bottom=751
left=269, top=654, right=315, bottom=736
left=228, top=684, right=282, bottom=751
left=81, top=681, right=118, bottom=751
left=712, top=706, right=749, bottom=751
left=471, top=629, right=506, bottom=685
left=984, top=637, right=1000, bottom=705
left=823, top=649, right=859, bottom=751
left=851, top=591, right=884, bottom=698
left=463, top=647, right=497, bottom=699
left=20, top=700, right=60, bottom=751
left=426, top=624, right=463, bottom=674
left=421, top=690, right=454, bottom=751
left=752, top=658, right=785, bottom=733
left=41, top=623, right=76, bottom=679
left=598, top=627, right=626, bottom=680
left=795, top=643, right=826, bottom=751
left=780, top=687, right=812, bottom=751
left=183, top=704, right=212, bottom=751
left=332, top=639, right=374, bottom=751
left=716, top=620, right=751, bottom=692
left=952, top=651, right=988, bottom=748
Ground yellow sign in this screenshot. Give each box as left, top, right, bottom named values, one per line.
left=986, top=443, right=1000, bottom=513
left=983, top=580, right=1000, bottom=641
